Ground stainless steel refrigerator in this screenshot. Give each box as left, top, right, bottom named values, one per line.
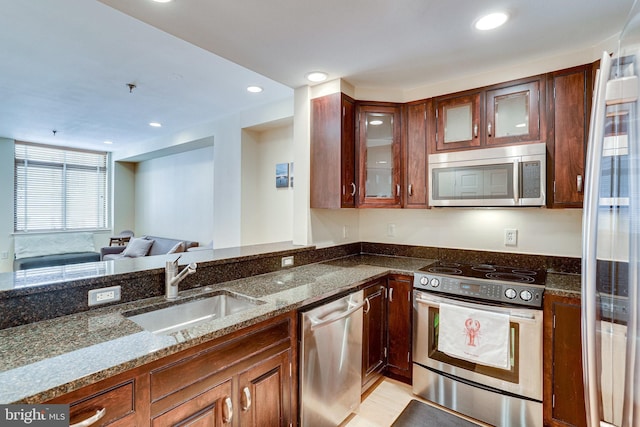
left=582, top=2, right=640, bottom=426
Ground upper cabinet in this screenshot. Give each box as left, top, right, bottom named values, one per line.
left=433, top=76, right=545, bottom=152
left=404, top=101, right=430, bottom=208
left=310, top=92, right=357, bottom=208
left=357, top=103, right=402, bottom=207
left=547, top=65, right=592, bottom=208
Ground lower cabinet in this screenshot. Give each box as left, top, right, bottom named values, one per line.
left=47, top=312, right=295, bottom=427
left=362, top=279, right=387, bottom=392
left=543, top=293, right=587, bottom=427
left=386, top=275, right=412, bottom=383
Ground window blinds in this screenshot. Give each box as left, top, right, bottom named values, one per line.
left=14, top=142, right=108, bottom=232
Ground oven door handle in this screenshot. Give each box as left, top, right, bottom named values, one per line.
left=415, top=295, right=539, bottom=322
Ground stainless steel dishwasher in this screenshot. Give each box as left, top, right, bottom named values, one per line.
left=300, top=290, right=365, bottom=427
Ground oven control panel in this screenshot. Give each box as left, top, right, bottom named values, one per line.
left=413, top=272, right=544, bottom=308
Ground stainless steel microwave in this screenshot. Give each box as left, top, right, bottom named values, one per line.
left=428, top=143, right=546, bottom=207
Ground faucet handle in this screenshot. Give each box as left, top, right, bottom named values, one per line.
left=167, top=254, right=181, bottom=269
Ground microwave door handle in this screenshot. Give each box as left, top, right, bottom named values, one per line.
left=513, top=159, right=520, bottom=204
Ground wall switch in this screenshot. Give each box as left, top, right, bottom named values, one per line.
left=342, top=225, right=349, bottom=239
left=281, top=256, right=294, bottom=268
left=504, top=229, right=518, bottom=246
left=0, top=252, right=8, bottom=260
left=88, top=286, right=121, bottom=306
left=387, top=223, right=396, bottom=237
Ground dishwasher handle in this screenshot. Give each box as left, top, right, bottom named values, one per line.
left=309, top=299, right=365, bottom=330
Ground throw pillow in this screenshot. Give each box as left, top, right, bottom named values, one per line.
left=122, top=237, right=154, bottom=258
left=167, top=242, right=185, bottom=254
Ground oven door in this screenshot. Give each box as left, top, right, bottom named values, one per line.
left=413, top=290, right=543, bottom=401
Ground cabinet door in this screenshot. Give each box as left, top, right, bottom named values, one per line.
left=486, top=80, right=541, bottom=146
left=386, top=276, right=412, bottom=383
left=152, top=380, right=233, bottom=427
left=311, top=92, right=356, bottom=208
left=362, top=280, right=387, bottom=391
left=435, top=92, right=481, bottom=151
left=358, top=104, right=402, bottom=207
left=543, top=294, right=587, bottom=427
left=550, top=67, right=590, bottom=207
left=405, top=101, right=429, bottom=208
left=238, top=350, right=292, bottom=427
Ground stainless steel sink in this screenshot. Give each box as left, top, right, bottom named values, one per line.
left=125, top=292, right=262, bottom=334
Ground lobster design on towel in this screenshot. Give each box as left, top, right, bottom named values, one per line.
left=464, top=318, right=481, bottom=347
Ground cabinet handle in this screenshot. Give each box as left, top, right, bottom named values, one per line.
left=70, top=408, right=106, bottom=427
left=363, top=297, right=371, bottom=314
left=488, top=122, right=492, bottom=137
left=577, top=175, right=583, bottom=193
left=350, top=183, right=357, bottom=196
left=241, top=386, right=252, bottom=411
left=389, top=287, right=394, bottom=302
left=473, top=123, right=478, bottom=138
left=223, top=397, right=233, bottom=424
left=396, top=184, right=400, bottom=197
left=408, top=184, right=413, bottom=197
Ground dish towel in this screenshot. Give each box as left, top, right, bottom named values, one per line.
left=438, top=302, right=510, bottom=369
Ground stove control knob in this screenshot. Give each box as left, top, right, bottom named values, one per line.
left=430, top=278, right=440, bottom=288
left=520, top=290, right=533, bottom=301
left=505, top=288, right=517, bottom=299
left=419, top=276, right=429, bottom=286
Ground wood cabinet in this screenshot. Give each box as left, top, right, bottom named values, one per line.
left=47, top=313, right=295, bottom=427
left=362, top=280, right=387, bottom=392
left=547, top=65, right=592, bottom=208
left=311, top=92, right=356, bottom=208
left=357, top=103, right=402, bottom=207
left=404, top=101, right=430, bottom=208
left=386, top=275, right=412, bottom=383
left=433, top=76, right=545, bottom=152
left=543, top=293, right=587, bottom=427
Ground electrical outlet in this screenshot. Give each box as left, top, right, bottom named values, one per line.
left=88, top=286, right=121, bottom=306
left=342, top=225, right=349, bottom=239
left=504, top=229, right=518, bottom=246
left=281, top=256, right=294, bottom=268
left=387, top=223, right=396, bottom=237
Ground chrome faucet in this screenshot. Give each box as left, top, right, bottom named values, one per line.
left=165, top=256, right=197, bottom=300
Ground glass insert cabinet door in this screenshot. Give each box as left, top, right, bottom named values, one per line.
left=486, top=80, right=540, bottom=145
left=358, top=104, right=401, bottom=206
left=435, top=93, right=481, bottom=151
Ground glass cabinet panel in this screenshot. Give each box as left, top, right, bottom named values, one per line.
left=364, top=112, right=394, bottom=198
left=494, top=91, right=529, bottom=138
left=444, top=104, right=473, bottom=143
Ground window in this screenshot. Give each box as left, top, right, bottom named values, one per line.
left=14, top=142, right=109, bottom=232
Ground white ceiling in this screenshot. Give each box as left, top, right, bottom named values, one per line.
left=0, top=0, right=635, bottom=152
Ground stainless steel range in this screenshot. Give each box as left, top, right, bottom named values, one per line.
left=413, top=262, right=545, bottom=426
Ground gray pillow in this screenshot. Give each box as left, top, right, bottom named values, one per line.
left=122, top=237, right=154, bottom=258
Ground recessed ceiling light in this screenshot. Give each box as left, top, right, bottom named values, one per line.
left=104, top=140, right=113, bottom=145
left=152, top=0, right=173, bottom=3
left=247, top=85, right=263, bottom=93
left=475, top=12, right=508, bottom=31
left=369, top=120, right=384, bottom=126
left=149, top=122, right=162, bottom=127
left=306, top=71, right=328, bottom=83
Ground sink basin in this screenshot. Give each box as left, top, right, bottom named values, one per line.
left=125, top=292, right=262, bottom=335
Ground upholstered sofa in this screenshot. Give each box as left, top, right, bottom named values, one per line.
left=13, top=233, right=100, bottom=271
left=100, top=236, right=199, bottom=261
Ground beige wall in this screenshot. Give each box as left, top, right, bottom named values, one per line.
left=0, top=138, right=15, bottom=272
left=241, top=125, right=294, bottom=245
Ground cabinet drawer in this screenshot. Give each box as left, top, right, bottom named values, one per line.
left=150, top=319, right=290, bottom=402
left=68, top=380, right=135, bottom=426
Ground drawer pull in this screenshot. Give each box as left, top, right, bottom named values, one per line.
left=241, top=386, right=252, bottom=411
left=70, top=408, right=106, bottom=427
left=223, top=397, right=233, bottom=423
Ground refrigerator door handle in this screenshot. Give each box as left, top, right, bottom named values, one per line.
left=582, top=51, right=611, bottom=427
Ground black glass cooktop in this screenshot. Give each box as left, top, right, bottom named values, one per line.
left=418, top=261, right=547, bottom=286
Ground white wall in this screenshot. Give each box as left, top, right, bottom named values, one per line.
left=134, top=146, right=214, bottom=244
left=241, top=125, right=294, bottom=245
left=0, top=138, right=15, bottom=272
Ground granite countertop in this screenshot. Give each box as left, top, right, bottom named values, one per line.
left=545, top=271, right=582, bottom=297
left=0, top=254, right=435, bottom=404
